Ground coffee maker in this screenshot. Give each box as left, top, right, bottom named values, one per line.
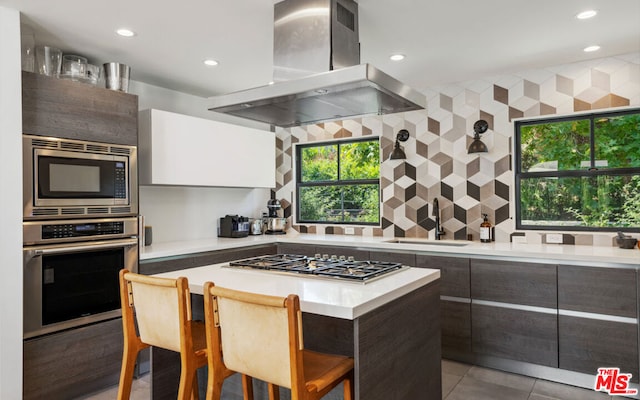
left=263, top=199, right=287, bottom=234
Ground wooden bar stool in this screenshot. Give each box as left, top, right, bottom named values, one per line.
left=117, top=270, right=230, bottom=400
left=203, top=282, right=354, bottom=400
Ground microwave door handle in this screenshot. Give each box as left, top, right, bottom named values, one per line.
left=29, top=238, right=138, bottom=255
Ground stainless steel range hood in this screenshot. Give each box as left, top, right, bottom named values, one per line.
left=207, top=0, right=426, bottom=128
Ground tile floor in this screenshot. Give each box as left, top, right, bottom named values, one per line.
left=79, top=360, right=625, bottom=400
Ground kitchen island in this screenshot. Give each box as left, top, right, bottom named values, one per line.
left=152, top=260, right=442, bottom=400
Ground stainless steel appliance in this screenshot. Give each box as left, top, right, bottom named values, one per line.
left=264, top=199, right=286, bottom=234
left=218, top=215, right=250, bottom=238
left=23, top=135, right=138, bottom=220
left=227, top=254, right=405, bottom=283
left=207, top=0, right=426, bottom=127
left=23, top=217, right=138, bottom=338
left=250, top=218, right=263, bottom=235
left=264, top=217, right=287, bottom=234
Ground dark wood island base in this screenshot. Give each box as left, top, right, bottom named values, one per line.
left=151, top=280, right=442, bottom=400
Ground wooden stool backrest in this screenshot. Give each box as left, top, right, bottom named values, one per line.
left=205, top=284, right=304, bottom=390
left=122, top=272, right=191, bottom=352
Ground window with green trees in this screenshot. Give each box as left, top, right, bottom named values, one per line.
left=515, top=108, right=640, bottom=231
left=296, top=138, right=380, bottom=224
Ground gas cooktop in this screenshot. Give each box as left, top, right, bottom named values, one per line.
left=227, top=254, right=406, bottom=283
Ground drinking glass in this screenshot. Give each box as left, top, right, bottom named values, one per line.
left=35, top=46, right=62, bottom=76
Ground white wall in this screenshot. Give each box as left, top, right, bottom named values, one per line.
left=0, top=6, right=24, bottom=399
left=140, top=186, right=270, bottom=243
left=129, top=80, right=272, bottom=243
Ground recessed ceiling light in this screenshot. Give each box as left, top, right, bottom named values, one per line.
left=576, top=10, right=598, bottom=19
left=116, top=28, right=135, bottom=37
left=203, top=59, right=219, bottom=67
left=583, top=45, right=601, bottom=52
left=390, top=54, right=405, bottom=61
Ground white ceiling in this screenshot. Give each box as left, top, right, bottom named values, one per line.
left=4, top=0, right=640, bottom=98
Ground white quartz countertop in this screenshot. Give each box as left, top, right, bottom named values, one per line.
left=154, top=262, right=440, bottom=320
left=140, top=233, right=640, bottom=267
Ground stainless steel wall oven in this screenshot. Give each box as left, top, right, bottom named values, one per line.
left=23, top=217, right=138, bottom=339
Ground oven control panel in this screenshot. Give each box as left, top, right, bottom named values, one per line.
left=41, top=221, right=124, bottom=239
left=23, top=217, right=138, bottom=245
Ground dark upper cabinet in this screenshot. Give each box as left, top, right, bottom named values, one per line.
left=22, top=71, right=138, bottom=145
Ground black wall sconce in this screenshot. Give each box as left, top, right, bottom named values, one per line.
left=389, top=129, right=410, bottom=160
left=468, top=119, right=489, bottom=154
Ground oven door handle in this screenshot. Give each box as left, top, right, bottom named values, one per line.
left=27, top=238, right=139, bottom=256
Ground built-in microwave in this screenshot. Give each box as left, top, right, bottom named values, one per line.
left=23, top=135, right=138, bottom=219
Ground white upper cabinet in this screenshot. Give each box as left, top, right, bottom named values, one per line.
left=138, top=109, right=275, bottom=188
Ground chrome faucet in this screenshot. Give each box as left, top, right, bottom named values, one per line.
left=433, top=198, right=445, bottom=240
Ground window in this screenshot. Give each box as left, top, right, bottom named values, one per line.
left=515, top=108, right=640, bottom=231
left=296, top=138, right=380, bottom=224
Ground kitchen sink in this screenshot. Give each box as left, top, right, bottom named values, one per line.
left=384, top=239, right=470, bottom=247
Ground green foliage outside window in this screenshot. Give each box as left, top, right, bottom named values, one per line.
left=297, top=139, right=380, bottom=224
left=516, top=109, right=640, bottom=231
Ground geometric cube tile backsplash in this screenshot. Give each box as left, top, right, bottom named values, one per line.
left=274, top=52, right=640, bottom=244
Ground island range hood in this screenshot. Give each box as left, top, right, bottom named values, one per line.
left=207, top=0, right=426, bottom=128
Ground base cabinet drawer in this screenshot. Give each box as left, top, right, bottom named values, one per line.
left=441, top=300, right=471, bottom=358
left=472, top=304, right=558, bottom=367
left=558, top=265, right=637, bottom=318
left=471, top=259, right=557, bottom=308
left=416, top=255, right=469, bottom=298
left=559, top=315, right=639, bottom=382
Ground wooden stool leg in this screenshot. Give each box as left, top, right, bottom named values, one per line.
left=178, top=365, right=198, bottom=400
left=190, top=372, right=200, bottom=400
left=343, top=374, right=354, bottom=400
left=267, top=383, right=280, bottom=400
left=117, top=346, right=140, bottom=400
left=241, top=375, right=254, bottom=400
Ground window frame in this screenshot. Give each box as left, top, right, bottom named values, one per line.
left=514, top=107, right=640, bottom=232
left=295, top=137, right=381, bottom=226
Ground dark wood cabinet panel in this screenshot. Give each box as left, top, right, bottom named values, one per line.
left=22, top=71, right=138, bottom=145
left=139, top=244, right=277, bottom=275
left=368, top=250, right=416, bottom=267
left=191, top=244, right=277, bottom=266
left=472, top=304, right=558, bottom=367
left=356, top=282, right=441, bottom=400
left=416, top=255, right=470, bottom=297
left=470, top=259, right=557, bottom=308
left=277, top=242, right=317, bottom=256
left=23, top=318, right=123, bottom=400
left=441, top=300, right=471, bottom=358
left=558, top=265, right=637, bottom=318
left=559, top=315, right=639, bottom=382
left=139, top=254, right=196, bottom=275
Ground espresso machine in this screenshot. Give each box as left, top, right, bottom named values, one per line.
left=263, top=199, right=287, bottom=234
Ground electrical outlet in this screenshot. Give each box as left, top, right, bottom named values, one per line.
left=546, top=233, right=563, bottom=244
left=344, top=227, right=355, bottom=235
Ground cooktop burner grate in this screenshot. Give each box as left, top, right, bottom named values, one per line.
left=228, top=254, right=405, bottom=282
